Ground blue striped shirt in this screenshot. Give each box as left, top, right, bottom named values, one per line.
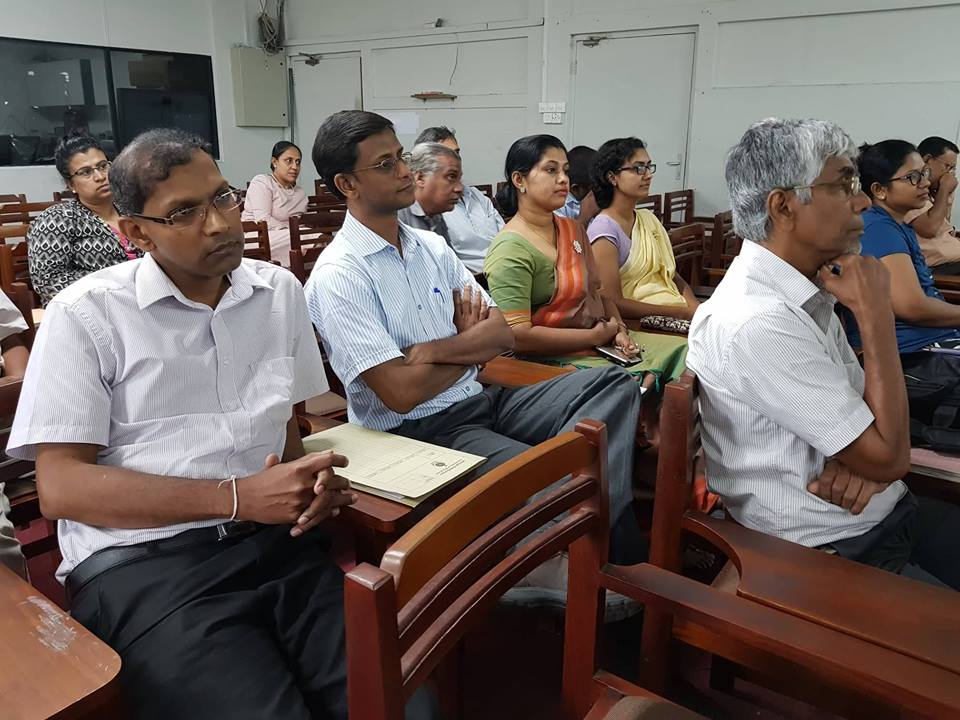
left=304, top=211, right=494, bottom=431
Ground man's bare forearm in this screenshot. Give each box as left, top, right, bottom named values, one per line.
left=36, top=445, right=234, bottom=528
left=408, top=316, right=513, bottom=365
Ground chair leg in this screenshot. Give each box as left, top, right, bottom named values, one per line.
left=638, top=607, right=673, bottom=694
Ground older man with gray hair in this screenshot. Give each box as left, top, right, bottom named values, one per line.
left=687, top=118, right=959, bottom=589
left=398, top=141, right=464, bottom=246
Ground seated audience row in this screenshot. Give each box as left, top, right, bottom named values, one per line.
left=241, top=140, right=309, bottom=264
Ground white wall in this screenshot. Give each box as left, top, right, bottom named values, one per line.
left=0, top=0, right=280, bottom=201
left=283, top=0, right=960, bottom=216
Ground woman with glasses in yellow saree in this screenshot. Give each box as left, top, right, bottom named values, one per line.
left=28, top=133, right=141, bottom=306
left=848, top=140, right=960, bottom=355
left=587, top=137, right=699, bottom=336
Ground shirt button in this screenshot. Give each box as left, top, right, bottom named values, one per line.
left=222, top=359, right=230, bottom=366
left=417, top=305, right=422, bottom=310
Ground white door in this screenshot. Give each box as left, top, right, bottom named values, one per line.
left=290, top=52, right=363, bottom=190
left=570, top=32, right=695, bottom=193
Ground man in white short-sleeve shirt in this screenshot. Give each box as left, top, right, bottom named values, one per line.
left=6, top=129, right=368, bottom=719
left=687, top=118, right=958, bottom=590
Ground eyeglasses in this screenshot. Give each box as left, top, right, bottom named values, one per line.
left=70, top=160, right=111, bottom=180
left=889, top=168, right=931, bottom=187
left=131, top=187, right=242, bottom=228
left=617, top=163, right=657, bottom=176
left=780, top=174, right=862, bottom=197
left=352, top=152, right=413, bottom=175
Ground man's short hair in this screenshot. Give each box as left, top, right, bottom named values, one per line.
left=567, top=145, right=597, bottom=188
left=918, top=136, right=960, bottom=159
left=725, top=118, right=858, bottom=243
left=110, top=128, right=213, bottom=216
left=312, top=111, right=395, bottom=200
left=415, top=126, right=457, bottom=146
left=409, top=142, right=461, bottom=177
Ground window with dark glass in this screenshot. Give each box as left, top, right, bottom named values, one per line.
left=0, top=37, right=218, bottom=166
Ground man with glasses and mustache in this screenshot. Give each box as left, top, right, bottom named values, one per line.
left=6, top=128, right=386, bottom=719
left=397, top=141, right=464, bottom=247
left=687, top=118, right=958, bottom=590
left=307, top=112, right=646, bottom=611
left=904, top=136, right=960, bottom=275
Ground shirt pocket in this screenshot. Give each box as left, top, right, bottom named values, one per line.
left=241, top=356, right=296, bottom=426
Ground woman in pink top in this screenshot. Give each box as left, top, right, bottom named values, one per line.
left=241, top=141, right=309, bottom=266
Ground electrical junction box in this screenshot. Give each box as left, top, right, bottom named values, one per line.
left=231, top=46, right=288, bottom=127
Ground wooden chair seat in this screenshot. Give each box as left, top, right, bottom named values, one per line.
left=0, top=565, right=121, bottom=719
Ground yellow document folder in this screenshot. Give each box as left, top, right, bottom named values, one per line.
left=302, top=424, right=487, bottom=507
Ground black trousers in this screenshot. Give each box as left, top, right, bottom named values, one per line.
left=70, top=525, right=349, bottom=719
left=825, top=493, right=960, bottom=590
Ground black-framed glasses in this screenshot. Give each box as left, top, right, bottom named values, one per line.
left=780, top=174, right=862, bottom=197
left=890, top=168, right=931, bottom=187
left=70, top=160, right=111, bottom=180
left=617, top=163, right=657, bottom=176
left=353, top=152, right=413, bottom=175
left=131, top=187, right=242, bottom=228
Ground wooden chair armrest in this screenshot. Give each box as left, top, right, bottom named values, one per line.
left=600, top=563, right=960, bottom=716
left=477, top=355, right=574, bottom=388
left=935, top=274, right=960, bottom=292
left=296, top=411, right=343, bottom=437
left=0, top=565, right=122, bottom=718
left=939, top=288, right=960, bottom=304
left=680, top=511, right=960, bottom=674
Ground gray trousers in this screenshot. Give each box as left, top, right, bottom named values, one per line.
left=393, top=365, right=644, bottom=564
left=0, top=482, right=27, bottom=580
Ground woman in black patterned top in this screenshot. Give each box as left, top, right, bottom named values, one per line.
left=28, top=134, right=141, bottom=306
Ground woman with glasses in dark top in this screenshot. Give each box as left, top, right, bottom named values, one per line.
left=587, top=137, right=699, bottom=334
left=849, top=140, right=960, bottom=354
left=28, top=133, right=141, bottom=306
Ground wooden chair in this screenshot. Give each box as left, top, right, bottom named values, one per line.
left=307, top=193, right=347, bottom=211
left=662, top=190, right=694, bottom=229
left=0, top=200, right=53, bottom=226
left=53, top=190, right=77, bottom=203
left=0, top=564, right=122, bottom=719
left=0, top=223, right=30, bottom=246
left=288, top=210, right=345, bottom=283
left=641, top=370, right=960, bottom=717
left=0, top=242, right=35, bottom=305
left=241, top=220, right=271, bottom=262
left=635, top=193, right=663, bottom=221
left=344, top=420, right=707, bottom=720
left=666, top=223, right=705, bottom=289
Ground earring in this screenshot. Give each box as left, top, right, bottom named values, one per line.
left=519, top=187, right=526, bottom=194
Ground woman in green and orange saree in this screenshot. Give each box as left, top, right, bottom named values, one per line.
left=484, top=135, right=687, bottom=390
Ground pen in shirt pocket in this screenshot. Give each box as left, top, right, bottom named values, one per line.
left=433, top=287, right=443, bottom=299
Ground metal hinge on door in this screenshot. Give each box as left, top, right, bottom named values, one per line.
left=582, top=35, right=607, bottom=47
left=666, top=153, right=683, bottom=182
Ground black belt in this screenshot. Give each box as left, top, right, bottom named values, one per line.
left=65, top=521, right=262, bottom=603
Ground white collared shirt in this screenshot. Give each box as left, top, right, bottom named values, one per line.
left=304, top=211, right=493, bottom=431
left=8, top=254, right=328, bottom=581
left=442, top=187, right=504, bottom=274
left=686, top=241, right=905, bottom=547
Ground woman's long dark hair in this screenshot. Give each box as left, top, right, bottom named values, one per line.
left=591, top=137, right=647, bottom=209
left=495, top=134, right=567, bottom=217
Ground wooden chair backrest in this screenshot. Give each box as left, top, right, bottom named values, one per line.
left=52, top=190, right=76, bottom=203
left=0, top=201, right=52, bottom=226
left=649, top=371, right=699, bottom=574
left=0, top=224, right=29, bottom=246
left=345, top=421, right=611, bottom=719
left=474, top=183, right=493, bottom=200
left=0, top=243, right=30, bottom=294
left=5, top=282, right=36, bottom=349
left=288, top=210, right=345, bottom=283
left=635, top=193, right=663, bottom=221
left=241, top=220, right=271, bottom=262
left=707, top=210, right=742, bottom=270
left=663, top=189, right=694, bottom=228
left=667, top=223, right=705, bottom=288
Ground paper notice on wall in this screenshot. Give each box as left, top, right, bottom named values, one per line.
left=382, top=111, right=420, bottom=136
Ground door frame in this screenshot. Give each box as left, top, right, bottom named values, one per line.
left=287, top=49, right=363, bottom=146
left=567, top=27, right=697, bottom=188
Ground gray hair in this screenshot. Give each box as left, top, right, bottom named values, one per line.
left=409, top=142, right=461, bottom=177
left=724, top=118, right=858, bottom=243
left=110, top=128, right=213, bottom=216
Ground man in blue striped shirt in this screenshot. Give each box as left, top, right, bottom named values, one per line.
left=306, top=111, right=645, bottom=568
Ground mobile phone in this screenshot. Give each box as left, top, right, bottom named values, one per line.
left=596, top=345, right=642, bottom=367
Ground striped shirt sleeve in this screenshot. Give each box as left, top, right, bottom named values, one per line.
left=723, top=308, right=875, bottom=458
left=307, top=265, right=405, bottom=388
